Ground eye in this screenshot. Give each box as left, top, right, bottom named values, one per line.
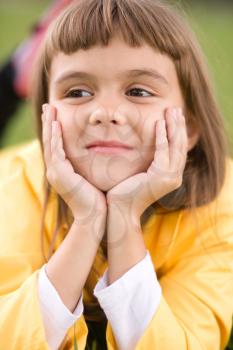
left=126, top=88, right=154, bottom=97
left=65, top=89, right=92, bottom=98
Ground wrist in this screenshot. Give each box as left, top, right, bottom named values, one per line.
left=108, top=203, right=141, bottom=226
left=72, top=212, right=107, bottom=243
left=72, top=206, right=107, bottom=224
left=107, top=204, right=141, bottom=239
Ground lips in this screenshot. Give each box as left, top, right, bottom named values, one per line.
left=86, top=140, right=133, bottom=149
left=86, top=140, right=133, bottom=155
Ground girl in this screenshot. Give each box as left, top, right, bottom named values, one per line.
left=0, top=0, right=233, bottom=349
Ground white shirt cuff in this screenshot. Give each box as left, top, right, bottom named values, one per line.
left=38, top=264, right=84, bottom=350
left=93, top=250, right=162, bottom=350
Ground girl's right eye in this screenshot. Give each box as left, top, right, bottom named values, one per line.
left=65, top=89, right=92, bottom=98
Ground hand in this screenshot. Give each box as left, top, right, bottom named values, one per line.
left=106, top=107, right=188, bottom=221
left=41, top=104, right=107, bottom=227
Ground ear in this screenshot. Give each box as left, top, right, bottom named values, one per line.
left=186, top=116, right=200, bottom=152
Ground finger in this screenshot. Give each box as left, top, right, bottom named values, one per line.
left=178, top=109, right=188, bottom=171
left=165, top=107, right=178, bottom=147
left=51, top=120, right=66, bottom=164
left=170, top=108, right=188, bottom=173
left=166, top=107, right=180, bottom=163
left=42, top=104, right=56, bottom=165
left=179, top=109, right=189, bottom=157
left=152, top=118, right=169, bottom=173
left=165, top=107, right=179, bottom=166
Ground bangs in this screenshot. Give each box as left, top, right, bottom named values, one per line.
left=44, top=0, right=187, bottom=63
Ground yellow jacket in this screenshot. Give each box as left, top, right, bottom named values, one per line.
left=0, top=139, right=233, bottom=350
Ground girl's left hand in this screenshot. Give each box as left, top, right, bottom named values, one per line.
left=106, top=107, right=188, bottom=221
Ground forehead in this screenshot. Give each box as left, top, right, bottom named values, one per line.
left=50, top=36, right=177, bottom=83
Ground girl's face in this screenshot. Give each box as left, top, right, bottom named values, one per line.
left=49, top=35, right=185, bottom=191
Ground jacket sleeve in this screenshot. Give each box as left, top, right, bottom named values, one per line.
left=38, top=264, right=84, bottom=350
left=0, top=156, right=50, bottom=349
left=105, top=207, right=233, bottom=350
left=0, top=268, right=51, bottom=349
left=94, top=250, right=162, bottom=350
left=0, top=147, right=89, bottom=350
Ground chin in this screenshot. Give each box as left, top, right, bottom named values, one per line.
left=88, top=177, right=119, bottom=192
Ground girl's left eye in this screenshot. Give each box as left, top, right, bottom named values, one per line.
left=126, top=88, right=154, bottom=97
left=65, top=89, right=92, bottom=98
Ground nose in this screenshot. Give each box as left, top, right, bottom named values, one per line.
left=89, top=106, right=126, bottom=126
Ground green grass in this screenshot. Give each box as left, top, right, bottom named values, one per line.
left=0, top=0, right=50, bottom=147
left=0, top=1, right=233, bottom=150
left=185, top=4, right=233, bottom=147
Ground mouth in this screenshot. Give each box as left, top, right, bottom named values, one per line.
left=86, top=140, right=133, bottom=155
left=86, top=145, right=133, bottom=155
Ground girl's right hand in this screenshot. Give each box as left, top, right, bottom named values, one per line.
left=41, top=104, right=107, bottom=226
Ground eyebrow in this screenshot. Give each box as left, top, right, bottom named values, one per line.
left=54, top=68, right=169, bottom=86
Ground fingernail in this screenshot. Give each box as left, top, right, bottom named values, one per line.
left=171, top=108, right=177, bottom=119
left=161, top=119, right=166, bottom=127
left=52, top=120, right=59, bottom=133
left=42, top=104, right=47, bottom=113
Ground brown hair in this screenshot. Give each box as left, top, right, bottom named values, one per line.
left=32, top=0, right=230, bottom=329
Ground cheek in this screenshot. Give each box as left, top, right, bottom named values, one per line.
left=49, top=102, right=83, bottom=152
left=50, top=102, right=75, bottom=125
left=137, top=106, right=163, bottom=147
left=142, top=126, right=156, bottom=167
left=50, top=101, right=85, bottom=135
left=132, top=115, right=156, bottom=172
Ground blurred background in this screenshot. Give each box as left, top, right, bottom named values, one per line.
left=0, top=0, right=233, bottom=153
